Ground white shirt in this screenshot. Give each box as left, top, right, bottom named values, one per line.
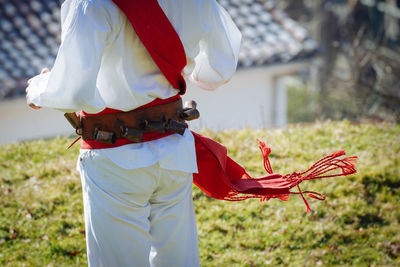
left=27, top=0, right=241, bottom=172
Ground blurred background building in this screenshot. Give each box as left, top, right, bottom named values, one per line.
left=0, top=0, right=318, bottom=144
left=0, top=0, right=399, bottom=144
left=278, top=0, right=400, bottom=123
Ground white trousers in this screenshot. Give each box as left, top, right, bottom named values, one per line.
left=78, top=150, right=200, bottom=267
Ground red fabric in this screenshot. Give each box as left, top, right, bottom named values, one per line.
left=111, top=0, right=187, bottom=94
left=192, top=133, right=357, bottom=212
left=80, top=95, right=181, bottom=149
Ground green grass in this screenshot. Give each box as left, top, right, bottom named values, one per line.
left=0, top=121, right=399, bottom=266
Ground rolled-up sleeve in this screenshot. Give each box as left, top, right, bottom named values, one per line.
left=26, top=0, right=111, bottom=113
left=188, top=0, right=242, bottom=90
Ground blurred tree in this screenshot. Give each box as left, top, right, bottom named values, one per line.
left=268, top=0, right=400, bottom=122
left=337, top=0, right=400, bottom=122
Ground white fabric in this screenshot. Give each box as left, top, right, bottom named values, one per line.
left=78, top=150, right=199, bottom=267
left=26, top=0, right=241, bottom=173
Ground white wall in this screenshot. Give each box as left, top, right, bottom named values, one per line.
left=182, top=62, right=311, bottom=131
left=0, top=98, right=73, bottom=145
left=183, top=67, right=274, bottom=131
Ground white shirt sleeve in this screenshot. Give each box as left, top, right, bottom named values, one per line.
left=186, top=0, right=242, bottom=91
left=26, top=0, right=111, bottom=113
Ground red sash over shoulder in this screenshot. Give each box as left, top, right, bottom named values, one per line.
left=98, top=0, right=358, bottom=212
left=111, top=0, right=187, bottom=94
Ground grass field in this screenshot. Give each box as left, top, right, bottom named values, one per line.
left=0, top=121, right=399, bottom=266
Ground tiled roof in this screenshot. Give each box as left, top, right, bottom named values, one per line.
left=219, top=0, right=318, bottom=68
left=0, top=0, right=62, bottom=99
left=0, top=0, right=317, bottom=100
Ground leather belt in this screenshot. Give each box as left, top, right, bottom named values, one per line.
left=65, top=98, right=200, bottom=145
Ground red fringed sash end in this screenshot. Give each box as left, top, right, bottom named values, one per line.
left=192, top=133, right=357, bottom=212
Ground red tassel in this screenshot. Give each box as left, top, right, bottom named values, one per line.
left=297, top=184, right=311, bottom=213
left=254, top=141, right=357, bottom=211
left=282, top=152, right=357, bottom=182
left=258, top=140, right=273, bottom=174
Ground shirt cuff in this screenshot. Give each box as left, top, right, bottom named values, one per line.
left=26, top=72, right=51, bottom=107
